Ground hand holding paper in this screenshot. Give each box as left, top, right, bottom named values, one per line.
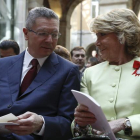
left=75, top=104, right=96, bottom=127
left=5, top=111, right=44, bottom=136
left=0, top=113, right=19, bottom=134
left=71, top=90, right=116, bottom=140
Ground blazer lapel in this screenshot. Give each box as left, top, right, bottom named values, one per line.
left=8, top=52, right=25, bottom=102
left=19, top=52, right=59, bottom=98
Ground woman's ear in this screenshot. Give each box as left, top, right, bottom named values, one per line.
left=23, top=28, right=28, bottom=40
left=117, top=33, right=125, bottom=45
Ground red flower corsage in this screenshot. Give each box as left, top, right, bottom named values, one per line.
left=132, top=60, right=140, bottom=76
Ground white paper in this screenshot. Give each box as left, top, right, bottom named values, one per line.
left=71, top=89, right=116, bottom=140
left=0, top=113, right=18, bottom=122
left=0, top=113, right=19, bottom=134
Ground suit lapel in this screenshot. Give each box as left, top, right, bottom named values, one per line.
left=19, top=52, right=59, bottom=98
left=8, top=52, right=25, bottom=102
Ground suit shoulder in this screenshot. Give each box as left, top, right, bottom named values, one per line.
left=0, top=56, right=14, bottom=64
left=0, top=53, right=23, bottom=67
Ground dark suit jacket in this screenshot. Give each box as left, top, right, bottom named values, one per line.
left=0, top=51, right=80, bottom=140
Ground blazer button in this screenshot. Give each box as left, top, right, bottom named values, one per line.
left=111, top=117, right=115, bottom=120
left=111, top=83, right=116, bottom=87
left=114, top=66, right=120, bottom=71
left=7, top=104, right=12, bottom=108
left=109, top=98, right=114, bottom=103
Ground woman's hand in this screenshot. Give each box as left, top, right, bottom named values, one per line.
left=88, top=118, right=126, bottom=135
left=109, top=118, right=126, bottom=133
left=74, top=104, right=96, bottom=127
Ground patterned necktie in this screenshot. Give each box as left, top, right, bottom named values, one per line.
left=20, top=59, right=39, bottom=95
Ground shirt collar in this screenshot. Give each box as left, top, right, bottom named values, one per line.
left=24, top=48, right=48, bottom=67
left=80, top=66, right=86, bottom=73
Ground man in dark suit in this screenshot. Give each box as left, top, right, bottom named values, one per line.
left=0, top=7, right=80, bottom=140
left=71, top=47, right=86, bottom=80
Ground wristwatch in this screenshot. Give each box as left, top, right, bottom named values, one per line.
left=123, top=118, right=132, bottom=135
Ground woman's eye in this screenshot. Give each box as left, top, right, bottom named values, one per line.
left=100, top=33, right=106, bottom=36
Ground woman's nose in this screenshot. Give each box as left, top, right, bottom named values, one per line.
left=95, top=39, right=100, bottom=46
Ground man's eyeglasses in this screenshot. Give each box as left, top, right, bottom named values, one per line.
left=27, top=28, right=61, bottom=39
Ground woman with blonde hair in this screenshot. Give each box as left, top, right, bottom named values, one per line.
left=72, top=9, right=140, bottom=140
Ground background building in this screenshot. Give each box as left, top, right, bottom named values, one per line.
left=0, top=0, right=140, bottom=57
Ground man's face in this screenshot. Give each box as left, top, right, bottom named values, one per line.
left=23, top=17, right=59, bottom=58
left=71, top=49, right=86, bottom=70
left=0, top=48, right=16, bottom=58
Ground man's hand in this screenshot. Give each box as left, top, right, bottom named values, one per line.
left=74, top=104, right=96, bottom=127
left=5, top=111, right=43, bottom=135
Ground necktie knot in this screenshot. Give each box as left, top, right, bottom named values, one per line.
left=31, top=59, right=39, bottom=67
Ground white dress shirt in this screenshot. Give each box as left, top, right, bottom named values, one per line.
left=21, top=48, right=48, bottom=136
left=21, top=48, right=48, bottom=83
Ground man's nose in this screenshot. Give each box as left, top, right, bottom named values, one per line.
left=45, top=35, right=53, bottom=42
left=79, top=56, right=83, bottom=59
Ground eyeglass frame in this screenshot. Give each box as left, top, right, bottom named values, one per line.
left=26, top=28, right=61, bottom=39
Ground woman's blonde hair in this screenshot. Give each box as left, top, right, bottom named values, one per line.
left=90, top=9, right=140, bottom=56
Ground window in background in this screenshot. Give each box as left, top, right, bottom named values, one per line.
left=91, top=0, right=99, bottom=18
left=0, top=0, right=27, bottom=52
left=0, top=0, right=12, bottom=41
left=138, top=10, right=140, bottom=21
left=70, top=0, right=98, bottom=50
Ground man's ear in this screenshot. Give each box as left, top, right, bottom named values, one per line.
left=23, top=28, right=28, bottom=40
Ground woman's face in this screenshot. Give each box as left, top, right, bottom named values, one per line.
left=95, top=32, right=124, bottom=63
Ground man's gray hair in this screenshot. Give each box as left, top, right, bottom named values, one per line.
left=26, top=7, right=59, bottom=29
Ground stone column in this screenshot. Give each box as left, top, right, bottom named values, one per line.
left=14, top=0, right=27, bottom=52
left=58, top=20, right=67, bottom=48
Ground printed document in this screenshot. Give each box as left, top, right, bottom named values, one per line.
left=71, top=89, right=116, bottom=140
